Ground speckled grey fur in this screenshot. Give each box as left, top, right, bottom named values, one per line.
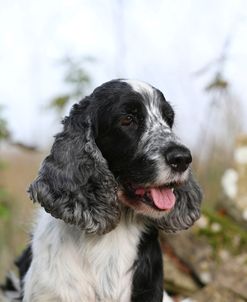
left=28, top=101, right=121, bottom=235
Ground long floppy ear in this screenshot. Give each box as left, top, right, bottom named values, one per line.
left=155, top=172, right=202, bottom=233
left=28, top=98, right=120, bottom=235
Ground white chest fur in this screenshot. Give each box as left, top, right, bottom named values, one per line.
left=23, top=210, right=144, bottom=302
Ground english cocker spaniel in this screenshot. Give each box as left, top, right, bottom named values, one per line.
left=2, top=79, right=202, bottom=302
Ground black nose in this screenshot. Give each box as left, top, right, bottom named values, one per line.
left=165, top=145, right=192, bottom=172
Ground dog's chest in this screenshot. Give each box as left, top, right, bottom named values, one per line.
left=77, top=221, right=143, bottom=301
left=28, top=212, right=144, bottom=302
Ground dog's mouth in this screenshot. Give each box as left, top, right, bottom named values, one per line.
left=121, top=181, right=180, bottom=212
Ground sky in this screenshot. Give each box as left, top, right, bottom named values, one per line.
left=0, top=0, right=247, bottom=149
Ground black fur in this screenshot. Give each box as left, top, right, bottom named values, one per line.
left=131, top=227, right=164, bottom=302
left=15, top=246, right=32, bottom=287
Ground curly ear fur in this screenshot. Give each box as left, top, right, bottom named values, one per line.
left=154, top=172, right=202, bottom=232
left=28, top=99, right=120, bottom=235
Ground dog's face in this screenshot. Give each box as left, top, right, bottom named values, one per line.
left=95, top=80, right=192, bottom=219
left=29, top=79, right=202, bottom=234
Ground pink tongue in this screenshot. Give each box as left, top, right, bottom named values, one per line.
left=150, top=187, right=175, bottom=210
left=135, top=187, right=176, bottom=210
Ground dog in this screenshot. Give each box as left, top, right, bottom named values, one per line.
left=1, top=79, right=202, bottom=302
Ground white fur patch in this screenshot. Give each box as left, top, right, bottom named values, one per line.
left=23, top=210, right=144, bottom=302
left=122, top=79, right=170, bottom=128
left=122, top=79, right=154, bottom=96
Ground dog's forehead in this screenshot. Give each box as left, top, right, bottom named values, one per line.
left=121, top=79, right=165, bottom=119
left=121, top=79, right=155, bottom=97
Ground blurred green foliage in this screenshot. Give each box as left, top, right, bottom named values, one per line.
left=197, top=209, right=247, bottom=257
left=0, top=106, right=9, bottom=140
left=49, top=56, right=92, bottom=113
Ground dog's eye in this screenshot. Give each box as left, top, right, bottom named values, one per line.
left=120, top=115, right=134, bottom=126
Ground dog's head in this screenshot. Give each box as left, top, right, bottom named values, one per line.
left=29, top=79, right=202, bottom=234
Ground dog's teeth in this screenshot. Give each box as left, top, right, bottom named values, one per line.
left=171, top=188, right=174, bottom=192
